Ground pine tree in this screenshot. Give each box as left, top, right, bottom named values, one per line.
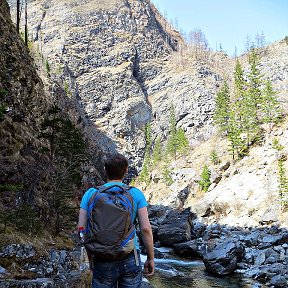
left=278, top=160, right=288, bottom=210
left=260, top=80, right=282, bottom=127
left=247, top=49, right=263, bottom=117
left=227, top=107, right=245, bottom=160
left=210, top=149, right=220, bottom=165
left=199, top=164, right=211, bottom=192
left=234, top=60, right=246, bottom=102
left=213, top=81, right=230, bottom=133
left=162, top=159, right=173, bottom=186
left=175, top=128, right=189, bottom=155
left=40, top=105, right=87, bottom=234
left=152, top=137, right=162, bottom=165
left=166, top=104, right=190, bottom=158
left=138, top=153, right=150, bottom=185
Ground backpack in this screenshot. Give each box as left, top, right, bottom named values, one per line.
left=84, top=184, right=135, bottom=260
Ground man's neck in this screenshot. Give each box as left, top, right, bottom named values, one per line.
left=107, top=179, right=123, bottom=182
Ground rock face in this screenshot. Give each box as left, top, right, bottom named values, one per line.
left=0, top=0, right=103, bottom=242
left=0, top=0, right=50, bottom=205
left=18, top=0, right=183, bottom=168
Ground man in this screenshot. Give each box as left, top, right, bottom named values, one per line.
left=78, top=153, right=154, bottom=288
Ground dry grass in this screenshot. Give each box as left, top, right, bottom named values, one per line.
left=58, top=0, right=123, bottom=12
left=0, top=230, right=75, bottom=253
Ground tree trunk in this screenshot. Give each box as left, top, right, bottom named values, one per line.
left=16, top=0, right=20, bottom=33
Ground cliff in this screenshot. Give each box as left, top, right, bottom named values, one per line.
left=0, top=0, right=103, bottom=238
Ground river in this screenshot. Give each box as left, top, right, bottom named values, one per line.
left=142, top=248, right=267, bottom=288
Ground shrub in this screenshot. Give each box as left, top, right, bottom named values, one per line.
left=198, top=164, right=211, bottom=192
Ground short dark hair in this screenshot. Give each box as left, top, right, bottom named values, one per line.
left=104, top=153, right=128, bottom=180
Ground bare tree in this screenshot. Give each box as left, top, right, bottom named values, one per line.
left=16, top=0, right=20, bottom=33
left=188, top=28, right=209, bottom=60
left=24, top=0, right=28, bottom=46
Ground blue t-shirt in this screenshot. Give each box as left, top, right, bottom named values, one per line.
left=80, top=182, right=148, bottom=249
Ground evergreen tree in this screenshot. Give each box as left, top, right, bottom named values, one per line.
left=138, top=153, right=150, bottom=185
left=152, top=137, right=162, bottom=165
left=227, top=107, right=245, bottom=160
left=175, top=128, right=189, bottom=155
left=213, top=80, right=230, bottom=133
left=260, top=80, right=282, bottom=126
left=40, top=105, right=87, bottom=234
left=234, top=60, right=246, bottom=103
left=247, top=49, right=263, bottom=118
left=162, top=159, right=173, bottom=186
left=199, top=164, right=211, bottom=192
left=166, top=104, right=190, bottom=158
left=139, top=123, right=152, bottom=184
left=210, top=149, right=220, bottom=165
left=278, top=159, right=288, bottom=210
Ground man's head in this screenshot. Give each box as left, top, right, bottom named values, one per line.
left=104, top=153, right=128, bottom=180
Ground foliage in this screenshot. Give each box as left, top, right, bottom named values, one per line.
left=14, top=204, right=43, bottom=234
left=213, top=81, right=230, bottom=133
left=39, top=105, right=87, bottom=235
left=45, top=59, right=51, bottom=74
left=64, top=82, right=72, bottom=97
left=260, top=80, right=282, bottom=125
left=278, top=160, right=288, bottom=210
left=166, top=104, right=189, bottom=158
left=138, top=152, right=150, bottom=185
left=227, top=108, right=246, bottom=160
left=152, top=137, right=162, bottom=165
left=272, top=138, right=284, bottom=152
left=0, top=184, right=23, bottom=193
left=210, top=149, right=220, bottom=165
left=198, top=164, right=211, bottom=192
left=214, top=50, right=283, bottom=161
left=162, top=161, right=173, bottom=186
left=175, top=128, right=189, bottom=155
left=284, top=36, right=288, bottom=45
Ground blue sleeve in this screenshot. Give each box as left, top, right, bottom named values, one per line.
left=80, top=188, right=96, bottom=211
left=131, top=187, right=148, bottom=209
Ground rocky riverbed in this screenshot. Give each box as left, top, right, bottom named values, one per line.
left=1, top=205, right=288, bottom=287
left=148, top=205, right=288, bottom=288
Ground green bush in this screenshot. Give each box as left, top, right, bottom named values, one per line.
left=210, top=149, right=220, bottom=165
left=198, top=164, right=211, bottom=192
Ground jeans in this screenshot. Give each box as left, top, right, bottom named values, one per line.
left=92, top=252, right=142, bottom=288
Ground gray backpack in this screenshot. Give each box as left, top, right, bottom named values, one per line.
left=84, top=184, right=135, bottom=260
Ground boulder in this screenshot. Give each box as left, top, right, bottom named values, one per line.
left=203, top=239, right=245, bottom=275
left=173, top=240, right=201, bottom=258
left=270, top=275, right=288, bottom=288
left=157, top=208, right=194, bottom=246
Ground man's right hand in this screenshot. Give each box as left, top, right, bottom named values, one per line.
left=144, top=259, right=154, bottom=276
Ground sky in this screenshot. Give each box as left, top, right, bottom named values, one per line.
left=151, top=0, right=288, bottom=56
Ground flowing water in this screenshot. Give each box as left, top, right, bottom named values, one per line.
left=141, top=248, right=268, bottom=288
left=79, top=247, right=267, bottom=287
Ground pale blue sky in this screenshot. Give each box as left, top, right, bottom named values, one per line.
left=151, top=0, right=288, bottom=56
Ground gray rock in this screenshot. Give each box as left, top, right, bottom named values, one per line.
left=270, top=275, right=288, bottom=287
left=158, top=208, right=194, bottom=246
left=173, top=240, right=201, bottom=257
left=203, top=239, right=245, bottom=275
